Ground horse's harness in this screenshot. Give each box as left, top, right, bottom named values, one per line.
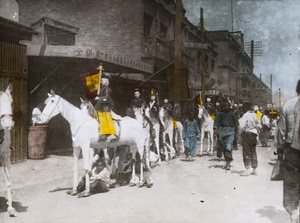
left=40, top=96, right=61, bottom=122
left=0, top=114, right=12, bottom=119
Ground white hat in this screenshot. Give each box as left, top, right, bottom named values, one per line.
left=206, top=98, right=211, bottom=102
left=254, top=105, right=259, bottom=111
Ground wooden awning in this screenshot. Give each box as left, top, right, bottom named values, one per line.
left=26, top=45, right=154, bottom=74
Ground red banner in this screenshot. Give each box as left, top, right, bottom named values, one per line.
left=81, top=69, right=99, bottom=99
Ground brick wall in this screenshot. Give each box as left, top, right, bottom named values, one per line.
left=17, top=0, right=143, bottom=60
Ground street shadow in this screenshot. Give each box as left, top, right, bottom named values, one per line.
left=45, top=149, right=74, bottom=157
left=230, top=170, right=245, bottom=175
left=49, top=187, right=72, bottom=193
left=208, top=158, right=224, bottom=162
left=208, top=164, right=224, bottom=169
left=256, top=206, right=289, bottom=223
left=0, top=197, right=28, bottom=214
left=197, top=153, right=213, bottom=157
left=180, top=159, right=195, bottom=162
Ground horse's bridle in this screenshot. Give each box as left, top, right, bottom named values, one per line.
left=0, top=114, right=12, bottom=118
left=40, top=96, right=61, bottom=122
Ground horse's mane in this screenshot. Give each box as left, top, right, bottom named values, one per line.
left=200, top=106, right=211, bottom=119
left=86, top=101, right=95, bottom=117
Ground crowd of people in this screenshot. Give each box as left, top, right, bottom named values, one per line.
left=79, top=72, right=300, bottom=223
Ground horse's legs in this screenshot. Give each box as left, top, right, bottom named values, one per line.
left=83, top=147, right=95, bottom=194
left=162, top=132, right=169, bottom=161
left=199, top=130, right=205, bottom=156
left=137, top=158, right=144, bottom=187
left=144, top=137, right=151, bottom=171
left=210, top=130, right=214, bottom=155
left=153, top=123, right=161, bottom=163
left=70, top=147, right=80, bottom=195
left=168, top=130, right=176, bottom=158
left=178, top=126, right=185, bottom=154
left=207, top=131, right=211, bottom=153
left=3, top=166, right=17, bottom=217
left=173, top=129, right=181, bottom=156
left=111, top=147, right=118, bottom=176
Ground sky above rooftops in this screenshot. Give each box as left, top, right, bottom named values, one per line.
left=184, top=0, right=300, bottom=101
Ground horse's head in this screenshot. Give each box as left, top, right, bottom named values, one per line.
left=80, top=98, right=95, bottom=117
left=38, top=90, right=61, bottom=123
left=0, top=85, right=14, bottom=130
left=134, top=106, right=149, bottom=128
left=197, top=105, right=206, bottom=119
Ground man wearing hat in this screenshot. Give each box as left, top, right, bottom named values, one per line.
left=94, top=72, right=117, bottom=142
left=148, top=89, right=159, bottom=119
left=204, top=97, right=215, bottom=119
left=162, top=96, right=173, bottom=115
left=161, top=96, right=177, bottom=129
left=130, top=88, right=147, bottom=114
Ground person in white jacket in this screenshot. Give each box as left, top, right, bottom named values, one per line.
left=239, top=102, right=261, bottom=176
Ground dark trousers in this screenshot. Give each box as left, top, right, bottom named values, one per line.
left=217, top=135, right=234, bottom=162
left=241, top=132, right=258, bottom=169
left=283, top=146, right=300, bottom=215
left=77, top=176, right=109, bottom=194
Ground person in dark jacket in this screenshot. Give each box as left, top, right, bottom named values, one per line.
left=214, top=101, right=239, bottom=170
left=183, top=111, right=200, bottom=160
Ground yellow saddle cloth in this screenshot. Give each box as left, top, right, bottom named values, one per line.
left=170, top=117, right=178, bottom=129
left=95, top=111, right=116, bottom=135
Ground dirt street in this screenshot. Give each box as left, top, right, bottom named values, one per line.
left=0, top=140, right=290, bottom=223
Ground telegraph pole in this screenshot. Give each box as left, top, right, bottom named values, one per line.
left=250, top=40, right=254, bottom=104
left=244, top=40, right=262, bottom=104
left=171, top=0, right=187, bottom=120
left=231, top=0, right=234, bottom=32
left=270, top=74, right=273, bottom=106
left=200, top=7, right=206, bottom=104
left=279, top=88, right=281, bottom=110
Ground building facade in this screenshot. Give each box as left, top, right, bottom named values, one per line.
left=9, top=0, right=271, bottom=152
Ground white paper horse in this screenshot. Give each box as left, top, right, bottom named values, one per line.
left=37, top=91, right=150, bottom=194
left=80, top=98, right=153, bottom=187
left=173, top=121, right=185, bottom=155
left=144, top=107, right=162, bottom=163
left=0, top=85, right=16, bottom=217
left=159, top=107, right=176, bottom=160
left=130, top=105, right=154, bottom=186
left=197, top=105, right=214, bottom=156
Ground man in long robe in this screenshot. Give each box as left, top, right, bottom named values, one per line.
left=94, top=72, right=117, bottom=142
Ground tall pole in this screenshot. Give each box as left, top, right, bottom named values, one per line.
left=249, top=40, right=254, bottom=104
left=236, top=44, right=240, bottom=100
left=173, top=0, right=184, bottom=120
left=231, top=0, right=234, bottom=32
left=270, top=73, right=273, bottom=106
left=175, top=0, right=183, bottom=69
left=279, top=88, right=281, bottom=110
left=200, top=7, right=206, bottom=104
